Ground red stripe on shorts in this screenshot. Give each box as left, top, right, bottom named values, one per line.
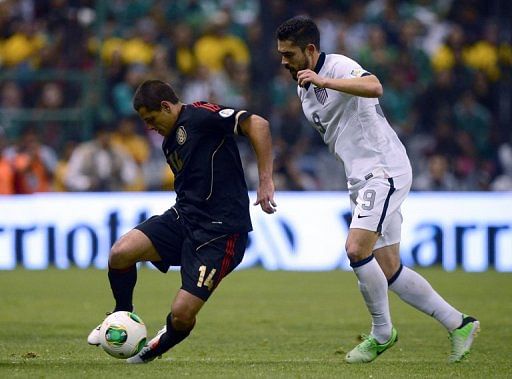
left=214, top=233, right=239, bottom=289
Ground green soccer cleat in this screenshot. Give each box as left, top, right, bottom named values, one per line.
left=448, top=315, right=480, bottom=363
left=345, top=327, right=398, bottom=363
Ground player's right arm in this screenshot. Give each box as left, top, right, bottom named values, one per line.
left=297, top=69, right=383, bottom=98
left=239, top=114, right=277, bottom=214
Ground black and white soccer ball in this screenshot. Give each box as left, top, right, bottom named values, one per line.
left=99, top=311, right=147, bottom=359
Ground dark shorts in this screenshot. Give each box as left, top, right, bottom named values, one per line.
left=135, top=207, right=248, bottom=301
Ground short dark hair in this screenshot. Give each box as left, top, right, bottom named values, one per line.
left=133, top=80, right=180, bottom=112
left=276, top=16, right=320, bottom=50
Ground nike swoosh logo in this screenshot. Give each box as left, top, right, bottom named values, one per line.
left=357, top=214, right=370, bottom=218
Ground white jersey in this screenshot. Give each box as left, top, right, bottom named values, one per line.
left=298, top=53, right=411, bottom=187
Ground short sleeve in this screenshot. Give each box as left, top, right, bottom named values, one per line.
left=194, top=102, right=252, bottom=136
left=331, top=55, right=371, bottom=79
left=214, top=107, right=252, bottom=135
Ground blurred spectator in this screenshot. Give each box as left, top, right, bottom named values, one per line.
left=415, top=70, right=461, bottom=132
left=430, top=118, right=462, bottom=159
left=215, top=57, right=251, bottom=109
left=168, top=22, right=198, bottom=77
left=0, top=81, right=24, bottom=109
left=452, top=130, right=480, bottom=190
left=121, top=17, right=157, bottom=65
left=194, top=10, right=250, bottom=74
left=0, top=127, right=15, bottom=194
left=273, top=148, right=318, bottom=191
left=357, top=24, right=397, bottom=82
left=65, top=127, right=137, bottom=192
left=271, top=97, right=322, bottom=190
left=108, top=0, right=152, bottom=31
left=341, top=2, right=369, bottom=56
left=312, top=7, right=344, bottom=54
left=6, top=128, right=57, bottom=194
left=111, top=116, right=150, bottom=191
left=0, top=20, right=46, bottom=68
left=491, top=143, right=512, bottom=191
left=98, top=19, right=125, bottom=66
left=111, top=117, right=150, bottom=166
left=453, top=91, right=492, bottom=157
left=149, top=45, right=178, bottom=83
left=464, top=21, right=501, bottom=81
left=112, top=64, right=147, bottom=117
left=431, top=23, right=470, bottom=73
left=397, top=19, right=433, bottom=90
left=181, top=65, right=221, bottom=104
left=163, top=0, right=210, bottom=30
left=413, top=153, right=458, bottom=191
left=380, top=66, right=415, bottom=134
left=52, top=140, right=77, bottom=192
left=34, top=82, right=67, bottom=149
left=0, top=0, right=511, bottom=193
left=141, top=132, right=174, bottom=191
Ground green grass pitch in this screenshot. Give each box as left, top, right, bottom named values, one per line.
left=1, top=267, right=511, bottom=378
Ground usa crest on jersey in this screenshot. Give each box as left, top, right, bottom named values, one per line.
left=314, top=86, right=328, bottom=105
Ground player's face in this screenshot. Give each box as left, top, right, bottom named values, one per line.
left=138, top=103, right=176, bottom=136
left=277, top=39, right=309, bottom=81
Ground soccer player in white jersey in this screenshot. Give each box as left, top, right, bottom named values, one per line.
left=276, top=15, right=479, bottom=363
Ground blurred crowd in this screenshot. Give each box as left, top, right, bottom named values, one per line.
left=0, top=0, right=511, bottom=194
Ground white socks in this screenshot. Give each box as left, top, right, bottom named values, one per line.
left=352, top=255, right=392, bottom=343
left=389, top=266, right=462, bottom=331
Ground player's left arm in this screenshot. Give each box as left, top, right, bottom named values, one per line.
left=239, top=114, right=277, bottom=214
left=297, top=69, right=383, bottom=98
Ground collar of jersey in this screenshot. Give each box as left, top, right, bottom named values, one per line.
left=304, top=52, right=326, bottom=91
left=163, top=103, right=187, bottom=144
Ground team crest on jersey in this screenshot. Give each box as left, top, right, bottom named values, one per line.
left=314, top=86, right=328, bottom=105
left=219, top=108, right=235, bottom=118
left=176, top=126, right=187, bottom=145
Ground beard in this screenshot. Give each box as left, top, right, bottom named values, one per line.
left=287, top=67, right=298, bottom=81
left=285, top=56, right=309, bottom=82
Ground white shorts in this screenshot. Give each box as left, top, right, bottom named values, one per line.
left=348, top=172, right=412, bottom=250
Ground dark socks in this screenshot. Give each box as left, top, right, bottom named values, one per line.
left=108, top=265, right=137, bottom=312
left=143, top=313, right=193, bottom=358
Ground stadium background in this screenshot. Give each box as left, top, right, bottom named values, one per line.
left=1, top=2, right=512, bottom=376
left=0, top=0, right=512, bottom=272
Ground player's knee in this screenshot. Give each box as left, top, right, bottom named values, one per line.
left=345, top=240, right=369, bottom=263
left=170, top=309, right=196, bottom=332
left=108, top=239, right=133, bottom=268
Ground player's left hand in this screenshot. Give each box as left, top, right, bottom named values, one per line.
left=297, top=69, right=325, bottom=88
left=254, top=179, right=277, bottom=214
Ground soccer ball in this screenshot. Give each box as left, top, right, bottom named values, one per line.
left=99, top=311, right=147, bottom=359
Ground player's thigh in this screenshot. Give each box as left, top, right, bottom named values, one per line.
left=134, top=208, right=184, bottom=272
left=181, top=232, right=248, bottom=302
left=110, top=229, right=160, bottom=266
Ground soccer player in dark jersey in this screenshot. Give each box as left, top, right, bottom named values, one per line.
left=87, top=79, right=276, bottom=363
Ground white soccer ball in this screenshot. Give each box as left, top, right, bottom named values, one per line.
left=99, top=311, right=147, bottom=359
